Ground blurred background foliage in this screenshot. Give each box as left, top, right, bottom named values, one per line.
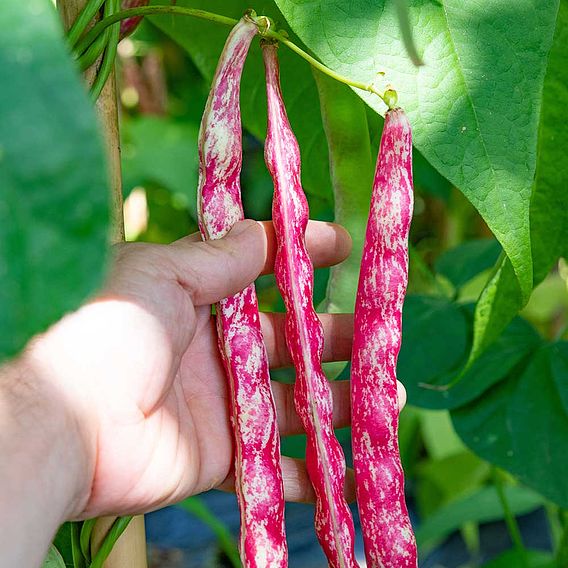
left=108, top=13, right=567, bottom=567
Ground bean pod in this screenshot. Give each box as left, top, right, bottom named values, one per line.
left=351, top=108, right=417, bottom=567
left=197, top=20, right=287, bottom=568
left=119, top=0, right=149, bottom=40
left=262, top=42, right=359, bottom=568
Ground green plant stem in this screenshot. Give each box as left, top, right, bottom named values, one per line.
left=78, top=30, right=108, bottom=70
left=74, top=6, right=238, bottom=55
left=79, top=519, right=97, bottom=563
left=546, top=503, right=563, bottom=550
left=261, top=29, right=391, bottom=106
left=89, top=516, right=133, bottom=568
left=556, top=511, right=568, bottom=567
left=71, top=521, right=86, bottom=568
left=178, top=497, right=240, bottom=568
left=72, top=5, right=393, bottom=106
left=493, top=470, right=529, bottom=568
left=67, top=0, right=106, bottom=46
left=90, top=0, right=120, bottom=101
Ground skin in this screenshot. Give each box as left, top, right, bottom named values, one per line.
left=0, top=219, right=406, bottom=568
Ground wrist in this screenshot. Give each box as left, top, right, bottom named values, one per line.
left=0, top=356, right=90, bottom=566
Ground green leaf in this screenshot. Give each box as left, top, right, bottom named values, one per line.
left=470, top=1, right=568, bottom=363
left=398, top=296, right=469, bottom=402
left=53, top=523, right=75, bottom=568
left=412, top=149, right=452, bottom=202
left=314, top=71, right=374, bottom=315
left=42, top=546, right=66, bottom=568
left=415, top=485, right=544, bottom=553
left=274, top=0, right=560, bottom=302
left=0, top=0, right=109, bottom=360
left=393, top=0, right=423, bottom=66
left=409, top=313, right=541, bottom=410
left=122, top=116, right=199, bottom=216
left=419, top=409, right=465, bottom=461
left=149, top=0, right=332, bottom=202
left=481, top=549, right=555, bottom=568
left=435, top=239, right=502, bottom=290
left=452, top=342, right=568, bottom=508
left=415, top=451, right=490, bottom=517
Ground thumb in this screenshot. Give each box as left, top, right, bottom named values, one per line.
left=168, top=219, right=267, bottom=306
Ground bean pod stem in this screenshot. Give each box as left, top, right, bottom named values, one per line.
left=351, top=108, right=417, bottom=567
left=197, top=20, right=287, bottom=568
left=262, top=42, right=359, bottom=568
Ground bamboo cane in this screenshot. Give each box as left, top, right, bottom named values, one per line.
left=57, top=1, right=144, bottom=566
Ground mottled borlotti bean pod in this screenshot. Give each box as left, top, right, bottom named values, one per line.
left=262, top=42, right=358, bottom=568
left=351, top=108, right=417, bottom=567
left=197, top=19, right=287, bottom=568
left=119, top=0, right=149, bottom=40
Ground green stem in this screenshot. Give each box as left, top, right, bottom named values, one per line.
left=70, top=521, right=86, bottom=568
left=72, top=5, right=394, bottom=106
left=546, top=503, right=563, bottom=550
left=261, top=28, right=391, bottom=106
left=78, top=30, right=108, bottom=71
left=493, top=470, right=529, bottom=568
left=79, top=519, right=97, bottom=563
left=178, top=497, right=240, bottom=568
left=556, top=511, right=568, bottom=567
left=67, top=0, right=106, bottom=47
left=74, top=6, right=238, bottom=55
left=90, top=0, right=121, bottom=101
left=89, top=516, right=133, bottom=568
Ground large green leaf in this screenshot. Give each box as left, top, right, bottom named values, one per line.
left=415, top=485, right=543, bottom=554
left=408, top=313, right=541, bottom=410
left=122, top=116, right=199, bottom=216
left=398, top=296, right=468, bottom=401
left=149, top=0, right=332, bottom=202
left=435, top=239, right=501, bottom=291
left=482, top=549, right=555, bottom=568
left=274, top=0, right=560, bottom=302
left=314, top=71, right=373, bottom=315
left=452, top=342, right=568, bottom=508
left=0, top=0, right=109, bottom=360
left=470, top=2, right=568, bottom=362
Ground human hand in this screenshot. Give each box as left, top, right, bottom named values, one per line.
left=25, top=219, right=406, bottom=519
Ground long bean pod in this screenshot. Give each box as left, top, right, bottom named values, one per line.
left=351, top=108, right=417, bottom=567
left=263, top=42, right=358, bottom=568
left=197, top=19, right=287, bottom=568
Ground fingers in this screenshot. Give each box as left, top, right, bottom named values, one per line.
left=218, top=458, right=357, bottom=504
left=168, top=220, right=268, bottom=306
left=272, top=380, right=351, bottom=436
left=172, top=220, right=352, bottom=303
left=258, top=220, right=352, bottom=275
left=280, top=457, right=356, bottom=503
left=272, top=379, right=407, bottom=436
left=261, top=312, right=354, bottom=368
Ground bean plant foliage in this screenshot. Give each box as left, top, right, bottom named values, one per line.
left=151, top=0, right=568, bottom=511
left=1, top=0, right=568, bottom=565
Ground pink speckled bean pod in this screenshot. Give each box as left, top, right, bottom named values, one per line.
left=262, top=42, right=359, bottom=568
left=119, top=0, right=149, bottom=40
left=197, top=20, right=287, bottom=568
left=351, top=108, right=417, bottom=568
